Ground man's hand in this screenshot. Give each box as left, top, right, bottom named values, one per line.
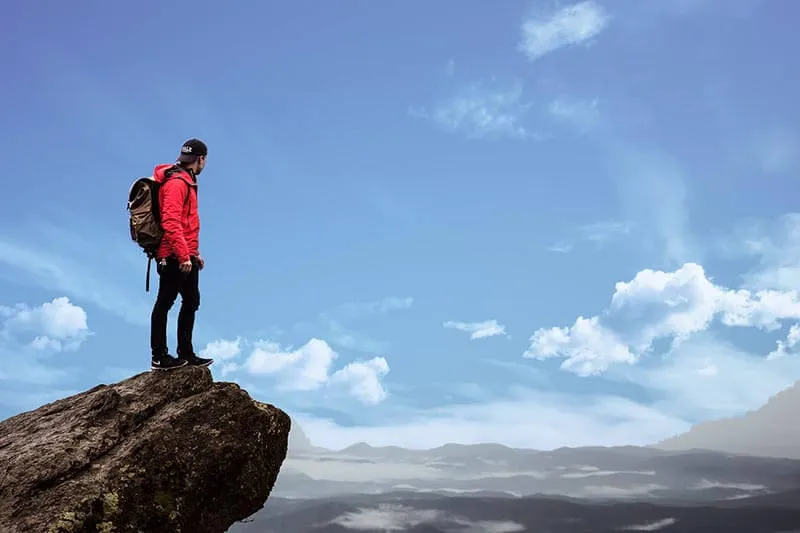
left=196, top=255, right=205, bottom=270
left=179, top=259, right=193, bottom=273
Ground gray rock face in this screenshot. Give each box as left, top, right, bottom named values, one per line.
left=0, top=366, right=290, bottom=533
left=655, top=381, right=800, bottom=459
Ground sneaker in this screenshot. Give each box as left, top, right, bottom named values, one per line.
left=180, top=353, right=213, bottom=367
left=151, top=353, right=188, bottom=371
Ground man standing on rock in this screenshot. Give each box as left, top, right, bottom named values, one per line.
left=150, top=138, right=214, bottom=371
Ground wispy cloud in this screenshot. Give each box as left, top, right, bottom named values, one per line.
left=410, top=79, right=540, bottom=140
left=519, top=0, right=610, bottom=61
left=548, top=96, right=601, bottom=132
left=444, top=58, right=456, bottom=76
left=548, top=220, right=633, bottom=253
left=621, top=517, right=677, bottom=531
left=547, top=242, right=574, bottom=254
left=294, top=385, right=690, bottom=450
left=295, top=296, right=413, bottom=354
left=331, top=505, right=524, bottom=533
left=0, top=218, right=152, bottom=326
left=324, top=297, right=414, bottom=321
left=719, top=213, right=800, bottom=297
left=293, top=324, right=800, bottom=450
left=444, top=319, right=507, bottom=340
left=609, top=145, right=698, bottom=265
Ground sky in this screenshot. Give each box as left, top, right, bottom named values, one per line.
left=1, top=0, right=800, bottom=451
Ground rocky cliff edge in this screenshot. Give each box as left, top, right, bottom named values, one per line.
left=0, top=366, right=290, bottom=533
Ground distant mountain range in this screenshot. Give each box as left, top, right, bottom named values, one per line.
left=227, top=379, right=800, bottom=532
left=288, top=379, right=800, bottom=462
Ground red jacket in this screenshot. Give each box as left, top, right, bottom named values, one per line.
left=153, top=163, right=199, bottom=263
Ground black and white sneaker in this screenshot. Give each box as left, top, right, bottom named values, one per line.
left=151, top=353, right=188, bottom=371
left=180, top=353, right=214, bottom=367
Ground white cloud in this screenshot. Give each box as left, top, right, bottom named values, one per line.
left=547, top=219, right=633, bottom=253
left=579, top=220, right=633, bottom=244
left=294, top=386, right=689, bottom=450
left=0, top=220, right=152, bottom=326
left=623, top=332, right=800, bottom=422
left=525, top=262, right=800, bottom=376
left=331, top=357, right=390, bottom=405
left=621, top=517, right=677, bottom=531
left=548, top=96, right=601, bottom=131
left=332, top=505, right=443, bottom=531
left=733, top=213, right=800, bottom=292
left=298, top=296, right=413, bottom=354
left=411, top=79, right=538, bottom=140
left=247, top=338, right=336, bottom=390
left=2, top=296, right=90, bottom=352
left=444, top=319, right=507, bottom=340
left=767, top=324, right=800, bottom=360
left=520, top=0, right=610, bottom=61
left=0, top=296, right=92, bottom=413
left=203, top=337, right=391, bottom=404
left=526, top=316, right=635, bottom=376
left=330, top=505, right=524, bottom=533
left=609, top=145, right=697, bottom=265
left=327, top=297, right=414, bottom=320
left=199, top=337, right=241, bottom=361
left=547, top=242, right=573, bottom=254
left=291, top=326, right=800, bottom=451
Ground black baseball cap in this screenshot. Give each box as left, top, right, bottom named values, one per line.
left=178, top=138, right=208, bottom=162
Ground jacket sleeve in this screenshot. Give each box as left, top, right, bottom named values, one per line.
left=159, top=178, right=190, bottom=263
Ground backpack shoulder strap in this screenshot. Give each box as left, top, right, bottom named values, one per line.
left=161, top=165, right=191, bottom=206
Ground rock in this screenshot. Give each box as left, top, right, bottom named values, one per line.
left=0, top=366, right=290, bottom=533
left=654, top=380, right=800, bottom=459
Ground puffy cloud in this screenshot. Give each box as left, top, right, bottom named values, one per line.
left=294, top=329, right=800, bottom=450
left=202, top=337, right=390, bottom=404
left=0, top=296, right=91, bottom=413
left=2, top=296, right=90, bottom=352
left=767, top=324, right=800, bottom=360
left=200, top=337, right=241, bottom=361
left=246, top=338, right=336, bottom=391
left=526, top=316, right=634, bottom=376
left=330, top=357, right=390, bottom=405
left=443, top=319, right=507, bottom=340
left=525, top=262, right=800, bottom=376
left=519, top=0, right=610, bottom=61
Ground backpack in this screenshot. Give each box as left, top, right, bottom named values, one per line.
left=127, top=165, right=186, bottom=291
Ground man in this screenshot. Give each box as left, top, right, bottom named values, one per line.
left=149, top=138, right=214, bottom=371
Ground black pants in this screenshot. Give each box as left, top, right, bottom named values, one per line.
left=150, top=255, right=200, bottom=358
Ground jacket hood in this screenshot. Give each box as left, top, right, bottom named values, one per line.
left=153, top=163, right=194, bottom=185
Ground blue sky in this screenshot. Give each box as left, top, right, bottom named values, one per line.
left=2, top=0, right=800, bottom=450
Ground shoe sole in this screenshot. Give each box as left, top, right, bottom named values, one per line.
left=183, top=359, right=213, bottom=367
left=151, top=361, right=189, bottom=371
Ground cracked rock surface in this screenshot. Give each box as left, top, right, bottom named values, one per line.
left=0, top=366, right=290, bottom=533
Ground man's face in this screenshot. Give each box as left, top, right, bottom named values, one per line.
left=196, top=155, right=206, bottom=175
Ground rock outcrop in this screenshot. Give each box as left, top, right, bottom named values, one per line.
left=0, top=366, right=290, bottom=533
